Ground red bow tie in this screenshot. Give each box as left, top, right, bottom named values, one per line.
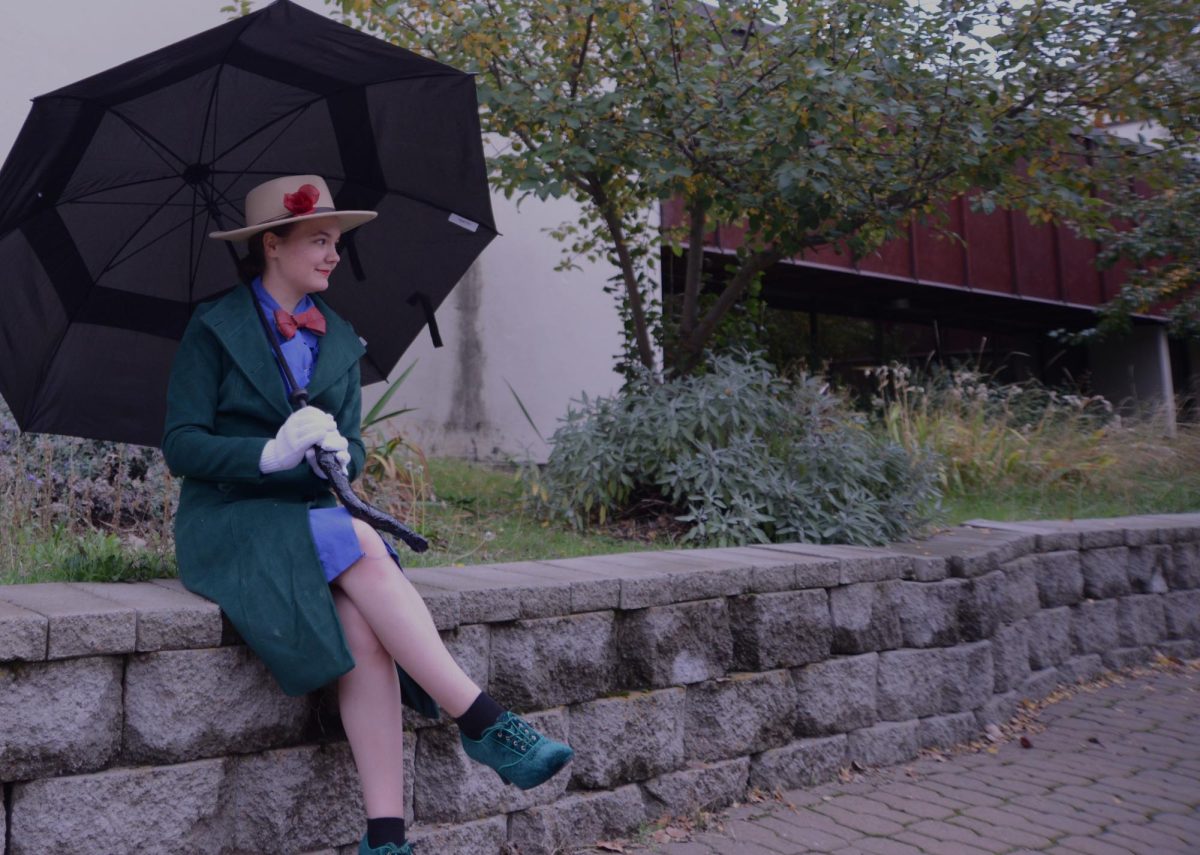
left=274, top=305, right=326, bottom=340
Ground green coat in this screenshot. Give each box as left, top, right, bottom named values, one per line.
left=163, top=285, right=429, bottom=709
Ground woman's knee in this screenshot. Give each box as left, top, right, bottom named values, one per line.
left=332, top=588, right=388, bottom=662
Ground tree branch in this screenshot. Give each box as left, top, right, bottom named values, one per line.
left=681, top=197, right=707, bottom=338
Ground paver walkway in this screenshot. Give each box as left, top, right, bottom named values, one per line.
left=588, top=662, right=1200, bottom=855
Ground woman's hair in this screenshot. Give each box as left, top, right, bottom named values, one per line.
left=236, top=223, right=297, bottom=283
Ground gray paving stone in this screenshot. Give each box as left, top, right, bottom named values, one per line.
left=569, top=688, right=685, bottom=787
left=793, top=653, right=878, bottom=736
left=490, top=611, right=618, bottom=709
left=0, top=598, right=47, bottom=662
left=1036, top=551, right=1086, bottom=608
left=701, top=546, right=841, bottom=591
left=0, top=656, right=123, bottom=780
left=75, top=581, right=222, bottom=651
left=123, top=647, right=312, bottom=764
left=1071, top=599, right=1120, bottom=655
left=749, top=735, right=847, bottom=790
left=847, top=720, right=919, bottom=768
left=895, top=579, right=964, bottom=648
left=409, top=561, right=573, bottom=622
left=8, top=759, right=226, bottom=853
left=1028, top=606, right=1074, bottom=669
left=758, top=542, right=911, bottom=584
left=730, top=589, right=831, bottom=670
left=829, top=580, right=903, bottom=654
left=641, top=757, right=750, bottom=816
left=1168, top=540, right=1200, bottom=589
left=508, top=784, right=648, bottom=855
left=462, top=559, right=620, bottom=613
left=619, top=598, right=733, bottom=687
left=685, top=670, right=796, bottom=762
left=1081, top=547, right=1133, bottom=599
left=0, top=582, right=136, bottom=658
left=1127, top=544, right=1172, bottom=594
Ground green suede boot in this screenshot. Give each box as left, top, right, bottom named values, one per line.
left=460, top=711, right=574, bottom=790
left=358, top=834, right=413, bottom=855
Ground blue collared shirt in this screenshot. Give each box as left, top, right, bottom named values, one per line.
left=251, top=276, right=319, bottom=392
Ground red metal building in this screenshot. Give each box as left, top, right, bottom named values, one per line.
left=661, top=196, right=1192, bottom=415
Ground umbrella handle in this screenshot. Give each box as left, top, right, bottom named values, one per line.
left=315, top=447, right=430, bottom=553
left=254, top=296, right=427, bottom=552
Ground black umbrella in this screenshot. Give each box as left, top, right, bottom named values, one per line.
left=0, top=0, right=496, bottom=450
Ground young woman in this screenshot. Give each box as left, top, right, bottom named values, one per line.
left=163, top=175, right=572, bottom=855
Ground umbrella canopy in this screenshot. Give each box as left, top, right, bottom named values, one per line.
left=0, top=0, right=496, bottom=447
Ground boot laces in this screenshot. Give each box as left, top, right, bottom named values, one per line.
left=493, top=713, right=540, bottom=754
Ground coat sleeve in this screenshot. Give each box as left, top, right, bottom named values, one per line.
left=162, top=313, right=270, bottom=482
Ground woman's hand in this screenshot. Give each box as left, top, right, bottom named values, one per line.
left=306, top=429, right=351, bottom=479
left=259, top=406, right=337, bottom=474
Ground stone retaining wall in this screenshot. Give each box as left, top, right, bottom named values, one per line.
left=2, top=514, right=1199, bottom=855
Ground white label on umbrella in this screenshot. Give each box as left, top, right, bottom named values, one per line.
left=448, top=213, right=479, bottom=232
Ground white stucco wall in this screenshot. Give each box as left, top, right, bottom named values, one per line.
left=2, top=0, right=626, bottom=461
left=391, top=191, right=627, bottom=462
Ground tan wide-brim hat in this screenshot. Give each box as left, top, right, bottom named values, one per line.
left=208, top=175, right=377, bottom=241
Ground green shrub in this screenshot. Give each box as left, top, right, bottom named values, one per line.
left=524, top=353, right=941, bottom=546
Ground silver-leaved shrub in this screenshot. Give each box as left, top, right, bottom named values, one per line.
left=525, top=352, right=941, bottom=546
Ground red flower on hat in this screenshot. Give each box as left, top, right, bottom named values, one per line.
left=283, top=183, right=320, bottom=216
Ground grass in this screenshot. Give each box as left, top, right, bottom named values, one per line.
left=399, top=458, right=678, bottom=568
left=3, top=362, right=1199, bottom=584
left=0, top=526, right=175, bottom=585
left=938, top=425, right=1200, bottom=526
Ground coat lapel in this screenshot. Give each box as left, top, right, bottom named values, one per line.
left=199, top=286, right=293, bottom=421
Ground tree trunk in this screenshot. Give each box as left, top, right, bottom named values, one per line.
left=588, top=178, right=657, bottom=373
left=678, top=247, right=784, bottom=373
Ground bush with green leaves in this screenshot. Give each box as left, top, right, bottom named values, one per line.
left=525, top=353, right=941, bottom=546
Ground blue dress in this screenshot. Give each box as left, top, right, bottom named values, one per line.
left=253, top=278, right=399, bottom=582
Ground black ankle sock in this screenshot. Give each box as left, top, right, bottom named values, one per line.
left=455, top=691, right=505, bottom=740
left=367, top=817, right=406, bottom=848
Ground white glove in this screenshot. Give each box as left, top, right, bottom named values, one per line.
left=306, top=429, right=351, bottom=479
left=259, top=406, right=337, bottom=474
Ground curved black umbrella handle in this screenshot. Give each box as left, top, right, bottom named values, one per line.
left=313, top=447, right=430, bottom=553
left=252, top=289, right=429, bottom=554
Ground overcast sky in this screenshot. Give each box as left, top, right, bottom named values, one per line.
left=0, top=0, right=331, bottom=162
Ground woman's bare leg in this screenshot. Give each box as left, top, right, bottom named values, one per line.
left=332, top=587, right=405, bottom=818
left=333, top=518, right=480, bottom=717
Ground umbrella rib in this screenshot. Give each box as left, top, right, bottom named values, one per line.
left=189, top=186, right=217, bottom=299
left=188, top=178, right=200, bottom=300
left=94, top=182, right=194, bottom=279
left=209, top=71, right=461, bottom=165
left=107, top=110, right=190, bottom=173
left=57, top=176, right=182, bottom=206
left=214, top=105, right=311, bottom=191
left=63, top=199, right=209, bottom=208
left=104, top=210, right=202, bottom=280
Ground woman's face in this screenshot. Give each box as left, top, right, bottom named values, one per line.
left=263, top=217, right=342, bottom=299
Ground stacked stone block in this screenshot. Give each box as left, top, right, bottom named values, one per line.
left=0, top=514, right=1198, bottom=854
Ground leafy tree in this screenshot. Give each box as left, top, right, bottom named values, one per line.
left=326, top=0, right=1198, bottom=372
left=1086, top=167, right=1200, bottom=342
